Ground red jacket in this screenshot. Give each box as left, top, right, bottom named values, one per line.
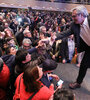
left=13, top=73, right=54, bottom=100
left=0, top=63, right=10, bottom=100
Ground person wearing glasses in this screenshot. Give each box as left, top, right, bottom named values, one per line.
left=22, top=38, right=32, bottom=50
left=56, top=5, right=90, bottom=89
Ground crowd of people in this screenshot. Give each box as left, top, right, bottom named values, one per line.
left=0, top=5, right=89, bottom=100
left=0, top=8, right=75, bottom=63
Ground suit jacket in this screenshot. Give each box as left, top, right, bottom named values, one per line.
left=56, top=16, right=90, bottom=53
left=56, top=16, right=90, bottom=67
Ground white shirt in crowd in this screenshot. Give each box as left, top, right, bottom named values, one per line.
left=68, top=38, right=75, bottom=60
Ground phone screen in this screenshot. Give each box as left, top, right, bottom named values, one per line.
left=57, top=79, right=64, bottom=86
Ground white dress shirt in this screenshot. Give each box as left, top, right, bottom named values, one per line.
left=80, top=17, right=90, bottom=46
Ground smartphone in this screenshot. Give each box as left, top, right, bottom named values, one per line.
left=56, top=79, right=64, bottom=86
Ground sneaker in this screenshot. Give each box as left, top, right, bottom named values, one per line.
left=69, top=82, right=81, bottom=89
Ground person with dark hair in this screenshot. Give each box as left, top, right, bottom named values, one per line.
left=13, top=65, right=54, bottom=100
left=40, top=59, right=59, bottom=88
left=0, top=58, right=10, bottom=100
left=56, top=5, right=90, bottom=89
left=1, top=46, right=17, bottom=73
left=42, top=59, right=57, bottom=71
left=15, top=48, right=45, bottom=77
left=52, top=88, right=75, bottom=100
left=15, top=48, right=31, bottom=76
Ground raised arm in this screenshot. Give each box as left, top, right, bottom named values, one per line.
left=56, top=28, right=72, bottom=40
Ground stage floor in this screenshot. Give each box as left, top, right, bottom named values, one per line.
left=53, top=63, right=90, bottom=100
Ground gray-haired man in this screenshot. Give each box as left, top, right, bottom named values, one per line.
left=56, top=5, right=90, bottom=89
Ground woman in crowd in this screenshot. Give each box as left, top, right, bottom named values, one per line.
left=13, top=65, right=54, bottom=100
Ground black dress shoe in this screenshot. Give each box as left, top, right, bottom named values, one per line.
left=69, top=82, right=81, bottom=89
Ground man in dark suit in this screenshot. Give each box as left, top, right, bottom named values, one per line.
left=56, top=5, right=90, bottom=89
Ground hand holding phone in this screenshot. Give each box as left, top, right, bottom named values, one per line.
left=56, top=79, right=64, bottom=87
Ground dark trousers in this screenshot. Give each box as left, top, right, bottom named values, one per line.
left=76, top=49, right=90, bottom=84
left=76, top=64, right=88, bottom=84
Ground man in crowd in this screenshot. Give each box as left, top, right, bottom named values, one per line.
left=56, top=5, right=90, bottom=89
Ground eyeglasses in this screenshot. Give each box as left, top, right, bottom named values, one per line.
left=72, top=13, right=80, bottom=18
